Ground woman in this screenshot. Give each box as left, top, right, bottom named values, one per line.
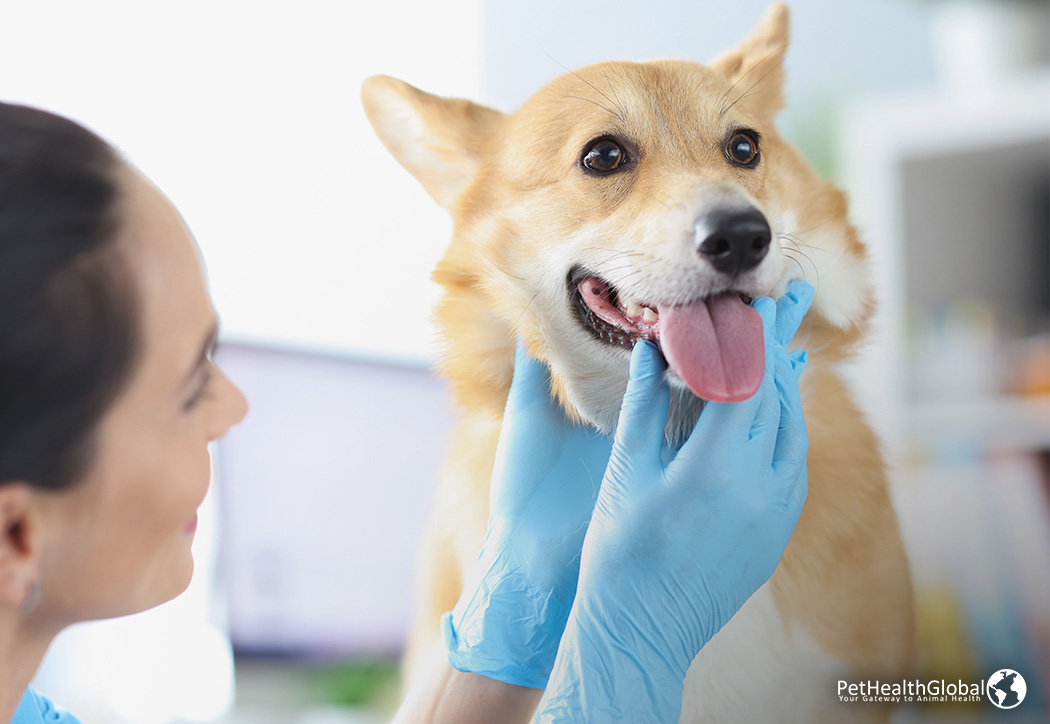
left=0, top=102, right=248, bottom=723
left=0, top=101, right=812, bottom=724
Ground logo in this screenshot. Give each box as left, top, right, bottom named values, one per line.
left=836, top=669, right=1028, bottom=709
left=986, top=669, right=1026, bottom=710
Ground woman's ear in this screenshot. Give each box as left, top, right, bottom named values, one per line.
left=0, top=484, right=40, bottom=610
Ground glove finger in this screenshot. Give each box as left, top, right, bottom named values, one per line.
left=751, top=295, right=784, bottom=464
left=506, top=340, right=556, bottom=415
left=602, top=342, right=669, bottom=505
left=771, top=352, right=809, bottom=480
left=611, top=341, right=670, bottom=462
left=751, top=370, right=783, bottom=467
left=490, top=342, right=560, bottom=511
left=775, top=280, right=815, bottom=349
left=597, top=344, right=667, bottom=521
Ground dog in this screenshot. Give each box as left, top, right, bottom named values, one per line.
left=362, top=4, right=914, bottom=722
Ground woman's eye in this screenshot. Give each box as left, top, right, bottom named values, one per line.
left=725, top=130, right=760, bottom=167
left=184, top=365, right=216, bottom=411
left=582, top=139, right=626, bottom=172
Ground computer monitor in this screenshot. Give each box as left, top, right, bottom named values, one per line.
left=215, top=342, right=457, bottom=659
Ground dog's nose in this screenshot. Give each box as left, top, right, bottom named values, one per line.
left=694, top=207, right=772, bottom=276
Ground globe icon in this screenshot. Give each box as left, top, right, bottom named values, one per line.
left=986, top=669, right=1027, bottom=709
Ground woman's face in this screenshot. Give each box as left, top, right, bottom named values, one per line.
left=34, top=166, right=247, bottom=623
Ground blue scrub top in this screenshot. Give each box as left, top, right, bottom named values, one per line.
left=11, top=688, right=81, bottom=724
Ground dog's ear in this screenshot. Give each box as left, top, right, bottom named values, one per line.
left=709, top=3, right=790, bottom=118
left=361, top=75, right=503, bottom=211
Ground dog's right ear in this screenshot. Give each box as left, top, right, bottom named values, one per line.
left=361, top=76, right=503, bottom=211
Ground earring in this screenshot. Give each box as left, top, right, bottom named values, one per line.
left=20, top=579, right=40, bottom=614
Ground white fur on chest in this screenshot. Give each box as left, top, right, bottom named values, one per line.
left=679, top=583, right=851, bottom=724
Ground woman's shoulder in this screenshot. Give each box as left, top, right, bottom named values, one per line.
left=12, top=688, right=82, bottom=724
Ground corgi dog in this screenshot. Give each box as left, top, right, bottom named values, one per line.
left=362, top=4, right=914, bottom=722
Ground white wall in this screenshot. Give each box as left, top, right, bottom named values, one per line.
left=1, top=0, right=482, bottom=365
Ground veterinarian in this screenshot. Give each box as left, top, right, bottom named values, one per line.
left=0, top=102, right=812, bottom=724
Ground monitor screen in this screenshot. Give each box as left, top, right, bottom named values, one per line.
left=215, top=343, right=457, bottom=659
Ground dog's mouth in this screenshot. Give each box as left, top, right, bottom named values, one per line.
left=569, top=268, right=766, bottom=403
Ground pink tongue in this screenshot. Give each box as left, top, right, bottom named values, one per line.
left=658, top=293, right=765, bottom=403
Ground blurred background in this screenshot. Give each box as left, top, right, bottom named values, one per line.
left=1, top=0, right=1047, bottom=722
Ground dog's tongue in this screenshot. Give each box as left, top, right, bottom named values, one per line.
left=658, top=293, right=765, bottom=403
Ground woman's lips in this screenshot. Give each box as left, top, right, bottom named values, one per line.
left=184, top=513, right=199, bottom=535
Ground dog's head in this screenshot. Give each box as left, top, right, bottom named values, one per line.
left=362, top=3, right=872, bottom=437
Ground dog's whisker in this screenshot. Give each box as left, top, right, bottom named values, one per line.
left=717, top=43, right=786, bottom=112
left=584, top=248, right=659, bottom=267
left=780, top=233, right=810, bottom=251
left=781, top=231, right=817, bottom=249
left=778, top=227, right=821, bottom=278
left=514, top=290, right=543, bottom=326
left=542, top=47, right=627, bottom=123
left=718, top=45, right=788, bottom=116
left=780, top=232, right=825, bottom=272
left=597, top=259, right=647, bottom=273
left=720, top=53, right=787, bottom=117
left=782, top=252, right=809, bottom=282
left=597, top=266, right=647, bottom=284
left=476, top=248, right=527, bottom=281
left=779, top=229, right=825, bottom=257
left=781, top=242, right=820, bottom=290
left=607, top=81, right=627, bottom=122
left=583, top=246, right=650, bottom=259
left=794, top=215, right=835, bottom=235
left=567, top=95, right=624, bottom=121
left=778, top=215, right=839, bottom=248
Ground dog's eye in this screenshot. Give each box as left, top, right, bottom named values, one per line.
left=582, top=139, right=626, bottom=172
left=725, top=130, right=760, bottom=167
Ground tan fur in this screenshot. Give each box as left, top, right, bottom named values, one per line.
left=363, top=4, right=913, bottom=721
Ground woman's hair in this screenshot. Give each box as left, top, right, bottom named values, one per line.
left=0, top=102, right=138, bottom=490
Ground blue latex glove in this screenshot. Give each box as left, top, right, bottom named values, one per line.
left=442, top=343, right=615, bottom=687
left=536, top=280, right=814, bottom=724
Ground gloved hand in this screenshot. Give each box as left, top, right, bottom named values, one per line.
left=536, top=280, right=814, bottom=724
left=442, top=342, right=615, bottom=688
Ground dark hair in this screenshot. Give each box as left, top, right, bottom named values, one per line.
left=0, top=102, right=138, bottom=490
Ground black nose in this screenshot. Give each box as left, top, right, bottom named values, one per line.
left=694, top=207, right=772, bottom=276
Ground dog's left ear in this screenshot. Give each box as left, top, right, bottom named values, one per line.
left=709, top=3, right=790, bottom=118
left=361, top=75, right=504, bottom=211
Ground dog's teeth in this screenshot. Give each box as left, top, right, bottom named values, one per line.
left=642, top=307, right=658, bottom=323
left=625, top=299, right=642, bottom=318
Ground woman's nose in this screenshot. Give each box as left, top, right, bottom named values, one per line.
left=208, top=366, right=248, bottom=441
